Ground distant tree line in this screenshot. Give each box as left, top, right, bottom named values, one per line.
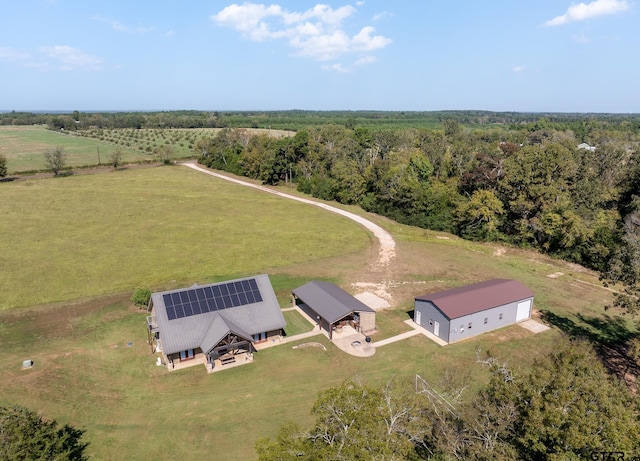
left=2, top=109, right=640, bottom=132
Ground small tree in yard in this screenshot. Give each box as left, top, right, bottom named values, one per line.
left=44, top=146, right=67, bottom=176
left=0, top=154, right=7, bottom=178
left=155, top=144, right=175, bottom=164
left=131, top=288, right=152, bottom=308
left=109, top=148, right=124, bottom=169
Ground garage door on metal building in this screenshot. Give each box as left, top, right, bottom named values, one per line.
left=515, top=300, right=532, bottom=322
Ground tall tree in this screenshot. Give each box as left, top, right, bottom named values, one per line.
left=0, top=405, right=89, bottom=461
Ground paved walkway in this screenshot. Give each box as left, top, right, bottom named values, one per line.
left=373, top=319, right=448, bottom=348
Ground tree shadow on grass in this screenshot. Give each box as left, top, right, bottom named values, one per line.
left=540, top=310, right=639, bottom=391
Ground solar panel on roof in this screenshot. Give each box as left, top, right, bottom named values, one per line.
left=163, top=294, right=173, bottom=308
left=164, top=278, right=264, bottom=321
left=170, top=293, right=180, bottom=307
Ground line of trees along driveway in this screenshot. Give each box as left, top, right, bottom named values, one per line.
left=198, top=121, right=640, bottom=347
left=197, top=122, right=639, bottom=274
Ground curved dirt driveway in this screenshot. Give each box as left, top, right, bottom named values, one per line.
left=181, top=162, right=396, bottom=270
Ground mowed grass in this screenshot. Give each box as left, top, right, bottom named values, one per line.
left=0, top=126, right=145, bottom=173
left=0, top=297, right=561, bottom=461
left=0, top=166, right=369, bottom=310
left=0, top=164, right=634, bottom=460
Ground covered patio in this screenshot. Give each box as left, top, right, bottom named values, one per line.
left=291, top=281, right=376, bottom=341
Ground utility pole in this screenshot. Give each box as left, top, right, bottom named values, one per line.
left=97, top=146, right=101, bottom=165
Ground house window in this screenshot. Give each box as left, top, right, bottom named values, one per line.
left=499, top=313, right=503, bottom=320
left=180, top=349, right=195, bottom=361
left=484, top=318, right=488, bottom=325
left=468, top=322, right=472, bottom=329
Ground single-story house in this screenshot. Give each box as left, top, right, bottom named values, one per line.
left=413, top=279, right=534, bottom=344
left=291, top=281, right=376, bottom=339
left=146, top=274, right=286, bottom=371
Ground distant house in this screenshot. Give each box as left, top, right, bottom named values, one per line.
left=292, top=281, right=376, bottom=339
left=146, top=274, right=286, bottom=372
left=577, top=142, right=596, bottom=152
left=413, top=279, right=534, bottom=344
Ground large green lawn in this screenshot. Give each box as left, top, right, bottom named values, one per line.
left=0, top=164, right=633, bottom=460
left=0, top=166, right=368, bottom=310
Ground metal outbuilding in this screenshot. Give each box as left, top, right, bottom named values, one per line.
left=413, top=279, right=534, bottom=344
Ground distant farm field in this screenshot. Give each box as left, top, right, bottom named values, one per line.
left=0, top=126, right=142, bottom=173
left=0, top=166, right=368, bottom=310
left=0, top=125, right=292, bottom=173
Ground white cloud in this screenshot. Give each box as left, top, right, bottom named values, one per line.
left=544, top=0, right=629, bottom=26
left=322, top=55, right=377, bottom=73
left=212, top=2, right=391, bottom=65
left=373, top=11, right=393, bottom=21
left=322, top=63, right=350, bottom=73
left=93, top=15, right=155, bottom=35
left=355, top=55, right=377, bottom=66
left=40, top=45, right=102, bottom=71
left=512, top=65, right=525, bottom=72
left=0, top=46, right=30, bottom=61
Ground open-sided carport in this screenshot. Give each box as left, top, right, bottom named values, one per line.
left=291, top=281, right=376, bottom=340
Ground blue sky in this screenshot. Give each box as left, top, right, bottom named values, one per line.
left=0, top=0, right=637, bottom=112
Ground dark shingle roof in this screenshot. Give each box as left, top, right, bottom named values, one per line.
left=292, top=280, right=374, bottom=324
left=151, top=274, right=285, bottom=355
left=415, top=279, right=534, bottom=320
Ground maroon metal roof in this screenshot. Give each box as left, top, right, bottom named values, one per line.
left=415, top=279, right=534, bottom=320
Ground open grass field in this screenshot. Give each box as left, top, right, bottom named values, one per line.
left=0, top=166, right=368, bottom=310
left=0, top=165, right=635, bottom=460
left=0, top=126, right=143, bottom=173
left=0, top=125, right=292, bottom=174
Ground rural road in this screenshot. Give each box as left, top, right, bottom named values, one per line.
left=181, top=162, right=396, bottom=270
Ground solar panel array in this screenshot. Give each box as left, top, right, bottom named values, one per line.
left=163, top=279, right=263, bottom=321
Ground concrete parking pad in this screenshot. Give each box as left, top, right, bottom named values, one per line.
left=518, top=319, right=550, bottom=333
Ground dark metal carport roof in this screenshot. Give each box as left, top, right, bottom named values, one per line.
left=292, top=280, right=374, bottom=324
